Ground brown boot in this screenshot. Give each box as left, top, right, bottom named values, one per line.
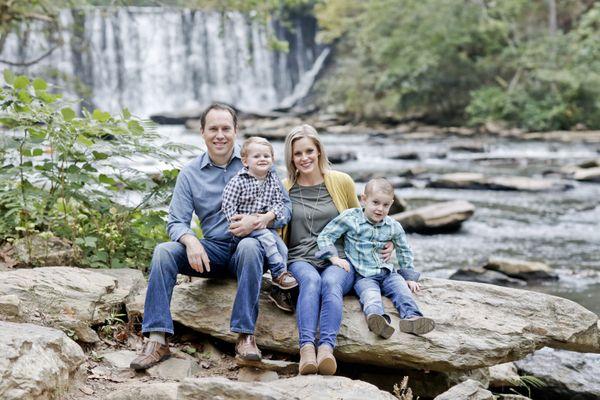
left=299, top=344, right=318, bottom=375
left=235, top=334, right=262, bottom=361
left=316, top=344, right=337, bottom=375
left=272, top=271, right=299, bottom=290
left=129, top=340, right=170, bottom=370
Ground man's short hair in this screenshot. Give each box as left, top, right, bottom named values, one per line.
left=241, top=136, right=274, bottom=159
left=364, top=177, right=394, bottom=197
left=200, top=103, right=238, bottom=130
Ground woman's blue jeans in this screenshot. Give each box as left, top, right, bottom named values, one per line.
left=289, top=260, right=355, bottom=349
left=141, top=237, right=265, bottom=336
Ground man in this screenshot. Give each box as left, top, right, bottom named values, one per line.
left=130, top=103, right=291, bottom=370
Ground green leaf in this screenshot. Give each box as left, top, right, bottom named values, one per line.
left=3, top=69, right=15, bottom=84
left=61, top=107, right=76, bottom=121
left=13, top=76, right=30, bottom=89
left=127, top=120, right=144, bottom=135
left=99, top=174, right=117, bottom=185
left=122, top=108, right=131, bottom=119
left=20, top=148, right=32, bottom=156
left=92, top=151, right=109, bottom=160
left=29, top=129, right=47, bottom=141
left=77, top=134, right=94, bottom=147
left=32, top=148, right=43, bottom=157
left=38, top=91, right=57, bottom=104
left=17, top=90, right=32, bottom=104
left=33, top=78, right=47, bottom=90
left=92, top=109, right=111, bottom=122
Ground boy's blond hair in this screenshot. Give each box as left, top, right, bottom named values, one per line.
left=241, top=136, right=274, bottom=159
left=364, top=177, right=394, bottom=197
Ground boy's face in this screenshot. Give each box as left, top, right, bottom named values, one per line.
left=242, top=143, right=273, bottom=177
left=361, top=190, right=394, bottom=223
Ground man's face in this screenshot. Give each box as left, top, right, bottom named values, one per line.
left=201, top=109, right=237, bottom=161
left=361, top=191, right=394, bottom=223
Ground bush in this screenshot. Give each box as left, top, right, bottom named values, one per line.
left=0, top=70, right=184, bottom=269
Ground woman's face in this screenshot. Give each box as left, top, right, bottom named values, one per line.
left=292, top=137, right=320, bottom=177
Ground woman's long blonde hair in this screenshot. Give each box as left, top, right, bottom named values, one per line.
left=284, top=124, right=330, bottom=182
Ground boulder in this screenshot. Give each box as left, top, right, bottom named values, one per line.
left=450, top=267, right=526, bottom=286
left=327, top=149, right=358, bottom=164
left=0, top=267, right=145, bottom=342
left=178, top=375, right=397, bottom=400
left=514, top=347, right=600, bottom=400
left=147, top=357, right=199, bottom=380
left=392, top=200, right=475, bottom=233
left=573, top=167, right=600, bottom=182
left=390, top=151, right=420, bottom=160
left=0, top=321, right=85, bottom=400
left=483, top=257, right=558, bottom=281
left=105, top=383, right=178, bottom=400
left=449, top=142, right=486, bottom=152
left=433, top=379, right=494, bottom=400
left=428, top=173, right=572, bottom=191
left=427, top=173, right=487, bottom=189
left=12, top=234, right=80, bottom=267
left=489, top=362, right=520, bottom=388
left=127, top=277, right=600, bottom=372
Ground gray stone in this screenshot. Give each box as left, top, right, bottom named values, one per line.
left=0, top=321, right=85, bottom=400
left=127, top=277, right=600, bottom=372
left=433, top=379, right=494, bottom=400
left=489, top=362, right=520, bottom=388
left=450, top=267, right=527, bottom=286
left=328, top=149, right=358, bottom=164
left=483, top=257, right=558, bottom=281
left=0, top=294, right=21, bottom=319
left=147, top=357, right=199, bottom=381
left=428, top=173, right=572, bottom=191
left=13, top=234, right=80, bottom=267
left=0, top=267, right=144, bottom=343
left=392, top=200, right=475, bottom=233
left=105, top=383, right=179, bottom=400
left=100, top=350, right=138, bottom=370
left=235, top=356, right=299, bottom=374
left=574, top=167, right=600, bottom=182
left=515, top=347, right=600, bottom=399
left=238, top=367, right=279, bottom=382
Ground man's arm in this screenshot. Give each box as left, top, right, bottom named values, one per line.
left=166, top=171, right=196, bottom=242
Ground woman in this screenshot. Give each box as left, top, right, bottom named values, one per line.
left=280, top=124, right=360, bottom=375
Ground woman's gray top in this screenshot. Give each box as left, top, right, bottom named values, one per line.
left=287, top=182, right=345, bottom=268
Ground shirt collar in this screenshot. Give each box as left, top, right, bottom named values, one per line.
left=199, top=145, right=241, bottom=169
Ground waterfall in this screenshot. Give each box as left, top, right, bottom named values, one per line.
left=0, top=7, right=324, bottom=117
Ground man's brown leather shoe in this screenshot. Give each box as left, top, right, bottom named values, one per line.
left=235, top=333, right=262, bottom=361
left=130, top=340, right=170, bottom=370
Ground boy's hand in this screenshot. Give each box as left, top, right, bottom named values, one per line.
left=380, top=241, right=394, bottom=262
left=406, top=280, right=421, bottom=293
left=330, top=256, right=350, bottom=272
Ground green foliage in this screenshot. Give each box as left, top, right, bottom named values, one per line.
left=316, top=0, right=600, bottom=130
left=0, top=72, right=182, bottom=269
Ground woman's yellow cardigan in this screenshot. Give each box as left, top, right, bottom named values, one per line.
left=280, top=170, right=360, bottom=244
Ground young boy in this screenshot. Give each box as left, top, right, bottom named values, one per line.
left=222, top=137, right=298, bottom=293
left=316, top=178, right=434, bottom=338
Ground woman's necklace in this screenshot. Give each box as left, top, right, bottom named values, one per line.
left=298, top=183, right=323, bottom=236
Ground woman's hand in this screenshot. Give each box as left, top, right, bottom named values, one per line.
left=406, top=280, right=421, bottom=293
left=330, top=256, right=350, bottom=272
left=380, top=241, right=394, bottom=262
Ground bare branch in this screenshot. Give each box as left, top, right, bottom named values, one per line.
left=0, top=43, right=60, bottom=67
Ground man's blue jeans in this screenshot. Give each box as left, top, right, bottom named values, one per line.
left=288, top=260, right=355, bottom=349
left=141, top=237, right=265, bottom=336
left=354, top=269, right=422, bottom=319
left=234, top=229, right=287, bottom=278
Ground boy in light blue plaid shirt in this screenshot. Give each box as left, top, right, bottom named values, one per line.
left=316, top=178, right=435, bottom=338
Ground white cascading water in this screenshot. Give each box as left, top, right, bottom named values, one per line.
left=0, top=7, right=324, bottom=117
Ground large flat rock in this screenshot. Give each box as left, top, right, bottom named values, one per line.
left=0, top=267, right=145, bottom=342
left=127, top=277, right=599, bottom=372
left=392, top=200, right=475, bottom=233
left=428, top=173, right=572, bottom=191
left=0, top=321, right=85, bottom=400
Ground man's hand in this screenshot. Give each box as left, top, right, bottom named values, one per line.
left=380, top=241, right=394, bottom=262
left=229, top=214, right=261, bottom=237
left=330, top=256, right=350, bottom=272
left=255, top=211, right=276, bottom=230
left=406, top=280, right=421, bottom=293
left=180, top=234, right=210, bottom=273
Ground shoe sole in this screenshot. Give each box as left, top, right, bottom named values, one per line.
left=271, top=280, right=299, bottom=290
left=237, top=353, right=262, bottom=361
left=268, top=293, right=294, bottom=313
left=130, top=354, right=170, bottom=370
left=399, top=317, right=435, bottom=335
left=318, top=357, right=337, bottom=375
left=367, top=314, right=395, bottom=339
left=299, top=362, right=318, bottom=375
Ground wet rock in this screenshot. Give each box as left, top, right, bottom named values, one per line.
left=489, top=362, right=520, bottom=388
left=573, top=167, right=600, bottom=182
left=450, top=267, right=527, bottom=286
left=428, top=172, right=487, bottom=189
left=127, top=276, right=600, bottom=372
left=392, top=200, right=475, bottom=233
left=390, top=151, right=420, bottom=160
left=105, top=383, right=178, bottom=400
left=496, top=395, right=532, bottom=400
left=483, top=257, right=558, bottom=281
left=236, top=357, right=299, bottom=374
left=514, top=347, right=600, bottom=400
left=147, top=357, right=199, bottom=380
left=449, top=142, right=486, bottom=152
left=389, top=194, right=408, bottom=214
left=238, top=367, right=279, bottom=382
left=150, top=108, right=203, bottom=125
left=0, top=321, right=85, bottom=400
left=178, top=375, right=397, bottom=400
left=328, top=149, right=358, bottom=164
left=577, top=159, right=600, bottom=169
left=386, top=176, right=414, bottom=188
left=433, top=379, right=494, bottom=400
left=13, top=234, right=80, bottom=267
left=0, top=267, right=145, bottom=343
left=428, top=173, right=572, bottom=191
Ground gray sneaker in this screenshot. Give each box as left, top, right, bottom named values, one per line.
left=367, top=313, right=395, bottom=339
left=399, top=316, right=435, bottom=335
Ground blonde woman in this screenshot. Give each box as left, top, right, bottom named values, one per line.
left=281, top=125, right=392, bottom=375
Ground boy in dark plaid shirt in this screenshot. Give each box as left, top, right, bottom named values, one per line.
left=222, top=137, right=298, bottom=291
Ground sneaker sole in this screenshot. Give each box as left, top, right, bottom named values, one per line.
left=399, top=317, right=435, bottom=335
left=367, top=314, right=395, bottom=339
left=271, top=280, right=299, bottom=290
left=268, top=293, right=294, bottom=313
left=299, top=362, right=318, bottom=375
left=318, top=357, right=337, bottom=375
left=130, top=354, right=170, bottom=370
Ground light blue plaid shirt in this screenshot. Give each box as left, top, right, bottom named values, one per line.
left=316, top=208, right=420, bottom=281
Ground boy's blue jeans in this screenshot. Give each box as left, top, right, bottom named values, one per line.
left=233, top=229, right=287, bottom=278
left=354, top=269, right=423, bottom=319
left=141, top=237, right=265, bottom=336
left=289, top=260, right=355, bottom=349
